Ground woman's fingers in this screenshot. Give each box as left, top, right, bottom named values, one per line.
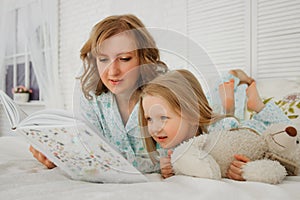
left=29, top=145, right=56, bottom=169
left=44, top=159, right=56, bottom=169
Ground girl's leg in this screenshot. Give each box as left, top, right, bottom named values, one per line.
left=241, top=82, right=291, bottom=134
left=246, top=82, right=265, bottom=113
left=219, top=79, right=235, bottom=115
left=228, top=69, right=255, bottom=120
left=211, top=69, right=252, bottom=120
left=229, top=69, right=254, bottom=86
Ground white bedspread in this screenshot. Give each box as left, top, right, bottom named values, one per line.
left=1, top=136, right=299, bottom=200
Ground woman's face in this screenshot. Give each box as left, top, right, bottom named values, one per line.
left=97, top=33, right=140, bottom=96
left=142, top=94, right=197, bottom=149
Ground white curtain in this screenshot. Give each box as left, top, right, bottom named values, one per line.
left=0, top=0, right=10, bottom=91
left=21, top=0, right=63, bottom=108
left=1, top=0, right=63, bottom=108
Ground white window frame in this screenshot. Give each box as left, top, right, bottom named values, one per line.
left=4, top=5, right=43, bottom=102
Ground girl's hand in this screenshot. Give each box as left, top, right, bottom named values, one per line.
left=226, top=154, right=250, bottom=181
left=160, top=150, right=175, bottom=179
left=29, top=145, right=56, bottom=169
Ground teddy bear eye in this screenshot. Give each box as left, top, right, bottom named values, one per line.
left=296, top=139, right=299, bottom=144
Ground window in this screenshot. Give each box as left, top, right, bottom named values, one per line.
left=186, top=0, right=300, bottom=80
left=251, top=0, right=300, bottom=79
left=4, top=4, right=41, bottom=101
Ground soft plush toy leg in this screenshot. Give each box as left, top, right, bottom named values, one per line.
left=242, top=160, right=287, bottom=184
left=172, top=150, right=222, bottom=180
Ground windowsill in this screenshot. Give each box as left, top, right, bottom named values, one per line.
left=1, top=100, right=45, bottom=116
left=0, top=101, right=45, bottom=106
left=16, top=101, right=45, bottom=106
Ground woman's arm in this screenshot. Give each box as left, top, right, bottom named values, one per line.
left=28, top=91, right=99, bottom=169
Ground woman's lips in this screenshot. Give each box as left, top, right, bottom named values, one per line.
left=109, top=79, right=122, bottom=85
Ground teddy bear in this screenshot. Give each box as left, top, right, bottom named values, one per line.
left=171, top=123, right=300, bottom=184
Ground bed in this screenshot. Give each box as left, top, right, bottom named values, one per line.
left=1, top=80, right=300, bottom=200
left=1, top=136, right=300, bottom=200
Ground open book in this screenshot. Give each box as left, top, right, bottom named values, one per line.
left=0, top=90, right=148, bottom=183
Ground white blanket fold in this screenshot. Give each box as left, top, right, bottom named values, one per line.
left=0, top=136, right=299, bottom=200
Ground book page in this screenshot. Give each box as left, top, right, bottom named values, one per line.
left=17, top=119, right=148, bottom=183
left=18, top=109, right=76, bottom=128
left=0, top=90, right=27, bottom=128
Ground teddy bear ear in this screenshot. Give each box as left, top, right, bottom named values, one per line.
left=285, top=126, right=297, bottom=137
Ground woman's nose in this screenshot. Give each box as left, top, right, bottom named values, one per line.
left=107, top=59, right=120, bottom=76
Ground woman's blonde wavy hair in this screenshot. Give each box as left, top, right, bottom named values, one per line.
left=138, top=69, right=226, bottom=163
left=79, top=14, right=168, bottom=99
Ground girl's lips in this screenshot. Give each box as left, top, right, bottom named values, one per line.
left=156, top=136, right=168, bottom=142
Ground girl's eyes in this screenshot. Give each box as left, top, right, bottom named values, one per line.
left=160, top=116, right=169, bottom=120
left=146, top=117, right=152, bottom=122
left=145, top=116, right=169, bottom=122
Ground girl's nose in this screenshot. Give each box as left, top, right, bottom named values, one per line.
left=150, top=120, right=163, bottom=135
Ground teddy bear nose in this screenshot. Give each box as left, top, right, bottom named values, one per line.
left=285, top=126, right=297, bottom=137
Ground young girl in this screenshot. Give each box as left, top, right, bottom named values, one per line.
left=139, top=69, right=290, bottom=178
left=30, top=14, right=168, bottom=173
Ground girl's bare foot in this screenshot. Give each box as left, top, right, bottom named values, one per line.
left=229, top=69, right=254, bottom=86
left=246, top=82, right=265, bottom=113
left=219, top=79, right=235, bottom=115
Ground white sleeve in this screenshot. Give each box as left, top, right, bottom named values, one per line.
left=208, top=117, right=240, bottom=133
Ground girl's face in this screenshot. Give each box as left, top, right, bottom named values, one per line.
left=142, top=94, right=197, bottom=149
left=97, top=33, right=140, bottom=96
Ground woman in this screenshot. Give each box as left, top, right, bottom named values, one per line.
left=30, top=14, right=168, bottom=173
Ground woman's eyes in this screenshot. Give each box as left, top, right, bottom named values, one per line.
left=98, top=58, right=109, bottom=62
left=98, top=57, right=132, bottom=63
left=119, top=57, right=132, bottom=62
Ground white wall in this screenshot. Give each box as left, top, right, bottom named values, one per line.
left=58, top=0, right=300, bottom=110
left=1, top=1, right=299, bottom=136
left=59, top=0, right=187, bottom=109
left=1, top=0, right=187, bottom=136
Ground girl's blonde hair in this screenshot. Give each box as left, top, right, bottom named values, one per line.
left=79, top=14, right=168, bottom=99
left=138, top=69, right=226, bottom=163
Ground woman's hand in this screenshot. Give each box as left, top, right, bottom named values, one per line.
left=29, top=145, right=56, bottom=169
left=226, top=154, right=250, bottom=181
left=160, top=150, right=175, bottom=179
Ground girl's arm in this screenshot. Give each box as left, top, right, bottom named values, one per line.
left=160, top=150, right=174, bottom=178
left=208, top=117, right=239, bottom=133
left=226, top=154, right=250, bottom=181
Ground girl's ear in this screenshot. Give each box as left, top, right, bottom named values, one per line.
left=188, top=124, right=201, bottom=138
left=188, top=119, right=200, bottom=126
